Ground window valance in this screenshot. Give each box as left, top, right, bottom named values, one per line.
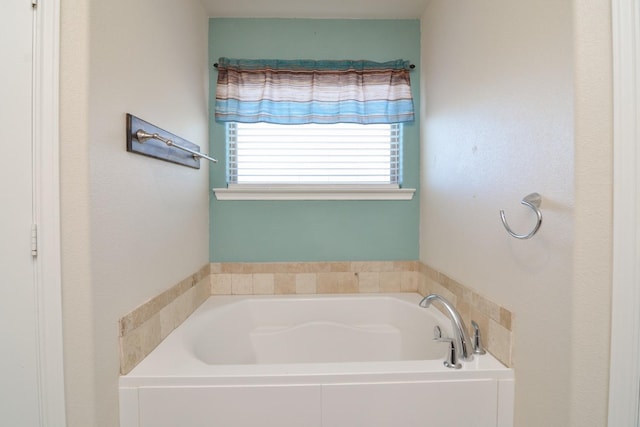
left=214, top=58, right=415, bottom=125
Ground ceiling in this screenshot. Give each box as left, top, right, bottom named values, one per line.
left=202, top=0, right=429, bottom=19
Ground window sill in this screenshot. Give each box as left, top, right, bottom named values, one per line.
left=213, top=185, right=416, bottom=201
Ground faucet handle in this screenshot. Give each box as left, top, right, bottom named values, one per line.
left=471, top=320, right=486, bottom=355
left=437, top=336, right=462, bottom=369
left=433, top=326, right=462, bottom=369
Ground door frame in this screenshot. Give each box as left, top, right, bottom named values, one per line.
left=609, top=0, right=640, bottom=425
left=33, top=0, right=66, bottom=425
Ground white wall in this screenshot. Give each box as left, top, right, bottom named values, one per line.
left=571, top=1, right=613, bottom=424
left=60, top=0, right=210, bottom=424
left=420, top=1, right=611, bottom=426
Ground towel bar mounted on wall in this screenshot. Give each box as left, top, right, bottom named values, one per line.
left=499, top=193, right=543, bottom=240
left=126, top=113, right=217, bottom=169
left=135, top=130, right=218, bottom=164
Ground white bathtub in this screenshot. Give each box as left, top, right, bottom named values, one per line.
left=119, top=293, right=514, bottom=427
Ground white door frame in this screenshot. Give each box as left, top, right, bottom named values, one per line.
left=33, top=0, right=66, bottom=425
left=609, top=0, right=640, bottom=425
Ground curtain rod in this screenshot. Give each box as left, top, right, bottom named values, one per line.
left=212, top=63, right=415, bottom=70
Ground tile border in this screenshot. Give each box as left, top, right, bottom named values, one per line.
left=118, top=264, right=210, bottom=374
left=119, top=264, right=210, bottom=337
left=119, top=260, right=513, bottom=374
left=210, top=261, right=421, bottom=295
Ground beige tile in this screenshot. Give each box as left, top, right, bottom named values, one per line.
left=221, top=263, right=242, bottom=273
left=441, top=275, right=464, bottom=300
left=401, top=271, right=419, bottom=292
left=211, top=274, right=232, bottom=295
left=120, top=294, right=163, bottom=336
left=250, top=263, right=277, bottom=274
left=380, top=272, right=402, bottom=292
left=120, top=315, right=161, bottom=375
left=284, top=263, right=305, bottom=273
left=472, top=292, right=501, bottom=323
left=428, top=280, right=458, bottom=305
left=487, top=319, right=512, bottom=367
left=209, top=263, right=223, bottom=274
left=357, top=272, right=380, bottom=293
left=274, top=273, right=296, bottom=294
left=317, top=272, right=358, bottom=293
left=195, top=278, right=210, bottom=305
left=350, top=261, right=379, bottom=272
left=459, top=287, right=473, bottom=306
left=423, top=264, right=440, bottom=281
left=316, top=262, right=334, bottom=274
left=296, top=273, right=317, bottom=294
left=337, top=272, right=358, bottom=293
left=253, top=273, right=275, bottom=294
left=392, top=260, right=416, bottom=272
left=174, top=288, right=194, bottom=326
left=120, top=263, right=209, bottom=374
left=158, top=285, right=200, bottom=342
left=195, top=263, right=211, bottom=281
left=500, top=306, right=513, bottom=330
left=158, top=304, right=175, bottom=341
left=417, top=276, right=429, bottom=297
left=379, top=261, right=397, bottom=272
left=456, top=300, right=472, bottom=325
left=231, top=274, right=253, bottom=294
left=267, top=262, right=290, bottom=273
left=121, top=262, right=211, bottom=333
left=316, top=273, right=338, bottom=293
left=329, top=262, right=350, bottom=272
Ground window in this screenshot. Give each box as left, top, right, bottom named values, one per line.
left=226, top=122, right=402, bottom=185
left=213, top=57, right=416, bottom=200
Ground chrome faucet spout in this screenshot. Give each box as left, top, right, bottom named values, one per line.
left=420, top=294, right=474, bottom=362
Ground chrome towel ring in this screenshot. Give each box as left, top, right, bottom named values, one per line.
left=500, top=193, right=542, bottom=239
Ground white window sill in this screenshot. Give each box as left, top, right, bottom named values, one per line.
left=213, top=185, right=416, bottom=201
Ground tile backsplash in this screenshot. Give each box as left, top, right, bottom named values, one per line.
left=118, top=264, right=210, bottom=374
left=119, top=261, right=513, bottom=374
left=210, top=261, right=420, bottom=295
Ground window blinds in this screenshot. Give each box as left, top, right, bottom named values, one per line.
left=227, top=122, right=401, bottom=185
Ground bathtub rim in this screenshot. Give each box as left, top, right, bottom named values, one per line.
left=120, top=292, right=513, bottom=387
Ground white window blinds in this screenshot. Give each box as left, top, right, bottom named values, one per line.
left=227, top=122, right=402, bottom=185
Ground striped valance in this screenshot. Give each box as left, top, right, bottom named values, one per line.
left=214, top=58, right=415, bottom=125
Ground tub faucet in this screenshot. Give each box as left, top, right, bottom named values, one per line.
left=419, top=294, right=474, bottom=362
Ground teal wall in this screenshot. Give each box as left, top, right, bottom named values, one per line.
left=209, top=19, right=420, bottom=262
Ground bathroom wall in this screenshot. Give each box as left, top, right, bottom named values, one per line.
left=59, top=0, right=210, bottom=425
left=58, top=2, right=613, bottom=425
left=208, top=19, right=421, bottom=262
left=420, top=1, right=612, bottom=426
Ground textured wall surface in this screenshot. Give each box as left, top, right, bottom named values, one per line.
left=60, top=0, right=210, bottom=424
left=420, top=1, right=612, bottom=426
left=421, top=1, right=575, bottom=425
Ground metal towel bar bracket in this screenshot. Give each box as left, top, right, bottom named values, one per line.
left=499, top=193, right=542, bottom=239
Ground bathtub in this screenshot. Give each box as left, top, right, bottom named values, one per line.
left=119, top=293, right=514, bottom=427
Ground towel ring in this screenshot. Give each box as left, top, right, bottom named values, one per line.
left=500, top=193, right=542, bottom=239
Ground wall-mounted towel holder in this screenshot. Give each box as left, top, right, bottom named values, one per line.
left=500, top=193, right=543, bottom=239
left=126, top=113, right=217, bottom=169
